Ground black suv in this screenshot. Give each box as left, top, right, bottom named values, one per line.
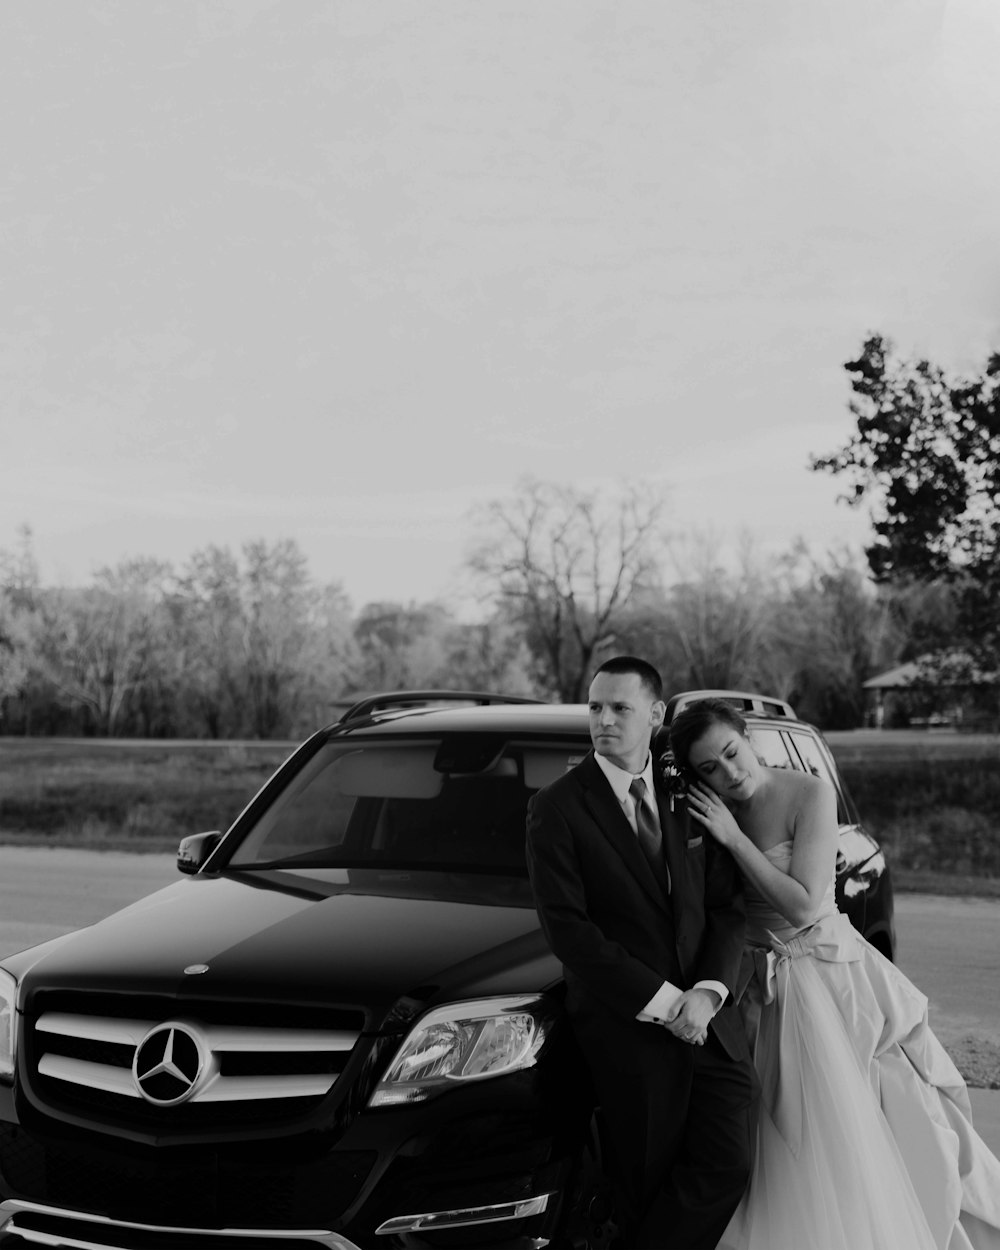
left=0, top=690, right=894, bottom=1250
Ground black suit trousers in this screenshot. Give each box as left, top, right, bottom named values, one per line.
left=572, top=1003, right=755, bottom=1250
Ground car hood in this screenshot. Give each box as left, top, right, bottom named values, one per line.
left=9, top=868, right=557, bottom=1030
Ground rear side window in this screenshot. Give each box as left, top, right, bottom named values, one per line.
left=788, top=731, right=831, bottom=782
left=789, top=731, right=854, bottom=825
left=749, top=724, right=851, bottom=826
left=749, top=727, right=795, bottom=769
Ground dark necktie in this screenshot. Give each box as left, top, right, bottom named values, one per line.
left=629, top=777, right=671, bottom=895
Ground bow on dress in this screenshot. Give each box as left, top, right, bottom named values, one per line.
left=739, top=913, right=863, bottom=1157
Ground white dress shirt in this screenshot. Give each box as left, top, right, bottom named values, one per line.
left=593, top=750, right=728, bottom=1025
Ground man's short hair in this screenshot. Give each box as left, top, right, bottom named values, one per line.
left=592, top=655, right=663, bottom=702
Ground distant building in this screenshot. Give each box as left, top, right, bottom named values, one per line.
left=863, top=653, right=997, bottom=729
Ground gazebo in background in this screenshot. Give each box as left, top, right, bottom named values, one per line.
left=863, top=653, right=998, bottom=730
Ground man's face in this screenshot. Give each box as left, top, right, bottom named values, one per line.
left=588, top=670, right=665, bottom=774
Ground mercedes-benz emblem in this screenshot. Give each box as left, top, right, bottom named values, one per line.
left=132, top=1023, right=206, bottom=1105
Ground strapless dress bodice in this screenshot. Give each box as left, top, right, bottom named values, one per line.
left=744, top=839, right=838, bottom=944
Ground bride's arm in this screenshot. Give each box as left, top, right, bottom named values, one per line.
left=687, top=776, right=838, bottom=929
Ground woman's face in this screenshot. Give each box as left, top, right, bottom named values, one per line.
left=686, top=720, right=760, bottom=801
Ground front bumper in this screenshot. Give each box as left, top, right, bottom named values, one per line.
left=0, top=1198, right=363, bottom=1248
left=0, top=1073, right=584, bottom=1249
left=0, top=1196, right=558, bottom=1250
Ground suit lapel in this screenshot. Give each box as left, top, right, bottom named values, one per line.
left=577, top=754, right=672, bottom=913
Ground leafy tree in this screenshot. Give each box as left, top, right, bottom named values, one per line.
left=467, top=479, right=666, bottom=701
left=812, top=334, right=1000, bottom=672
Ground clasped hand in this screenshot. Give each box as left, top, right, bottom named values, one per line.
left=663, top=987, right=717, bottom=1046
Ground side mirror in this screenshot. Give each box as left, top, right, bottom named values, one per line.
left=177, top=831, right=222, bottom=875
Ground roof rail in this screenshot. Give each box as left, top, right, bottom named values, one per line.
left=338, top=689, right=546, bottom=724
left=665, top=689, right=798, bottom=721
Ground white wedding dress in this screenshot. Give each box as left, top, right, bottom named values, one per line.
left=718, top=841, right=1000, bottom=1250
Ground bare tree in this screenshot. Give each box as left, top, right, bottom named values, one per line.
left=0, top=526, right=40, bottom=712
left=467, top=479, right=667, bottom=700
left=172, top=546, right=248, bottom=737
left=657, top=531, right=776, bottom=692
left=35, top=560, right=173, bottom=735
left=351, top=601, right=538, bottom=696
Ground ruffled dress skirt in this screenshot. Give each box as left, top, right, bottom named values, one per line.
left=718, top=845, right=1000, bottom=1250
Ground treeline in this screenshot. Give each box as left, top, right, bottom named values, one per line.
left=4, top=332, right=996, bottom=740
left=0, top=509, right=963, bottom=739
left=0, top=534, right=532, bottom=739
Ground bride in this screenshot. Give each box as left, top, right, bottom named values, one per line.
left=668, top=698, right=1000, bottom=1250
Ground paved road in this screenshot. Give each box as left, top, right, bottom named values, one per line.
left=0, top=846, right=178, bottom=955
left=894, top=892, right=1000, bottom=1045
left=0, top=846, right=997, bottom=1153
left=892, top=892, right=1000, bottom=1156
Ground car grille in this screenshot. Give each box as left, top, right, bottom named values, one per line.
left=21, top=993, right=366, bottom=1138
left=0, top=1124, right=375, bottom=1231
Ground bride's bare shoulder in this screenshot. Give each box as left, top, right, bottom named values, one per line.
left=766, top=766, right=834, bottom=805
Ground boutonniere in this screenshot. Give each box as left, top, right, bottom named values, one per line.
left=658, top=748, right=689, bottom=811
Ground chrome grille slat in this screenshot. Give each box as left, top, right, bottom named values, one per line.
left=37, top=1055, right=140, bottom=1098
left=35, top=1014, right=154, bottom=1046
left=195, top=1074, right=342, bottom=1101
left=197, top=1025, right=358, bottom=1051
left=36, top=1013, right=357, bottom=1052
left=32, top=1012, right=360, bottom=1105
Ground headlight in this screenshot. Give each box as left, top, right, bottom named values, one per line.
left=368, top=995, right=553, bottom=1108
left=843, top=850, right=886, bottom=898
left=0, top=970, right=17, bottom=1080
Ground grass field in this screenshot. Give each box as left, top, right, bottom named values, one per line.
left=0, top=739, right=292, bottom=852
left=0, top=732, right=998, bottom=892
left=827, top=730, right=1000, bottom=885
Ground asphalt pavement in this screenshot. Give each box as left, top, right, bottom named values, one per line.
left=894, top=892, right=1000, bottom=1155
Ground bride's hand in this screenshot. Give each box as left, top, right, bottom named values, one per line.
left=686, top=782, right=743, bottom=849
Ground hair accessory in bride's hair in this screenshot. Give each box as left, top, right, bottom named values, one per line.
left=658, top=747, right=689, bottom=812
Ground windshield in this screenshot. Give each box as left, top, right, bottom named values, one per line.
left=226, top=735, right=587, bottom=874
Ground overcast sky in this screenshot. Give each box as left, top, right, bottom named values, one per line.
left=4, top=0, right=999, bottom=609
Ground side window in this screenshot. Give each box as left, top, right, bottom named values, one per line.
left=749, top=727, right=794, bottom=769
left=790, top=731, right=851, bottom=824
left=789, top=732, right=830, bottom=782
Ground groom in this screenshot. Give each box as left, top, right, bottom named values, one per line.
left=526, top=656, right=755, bottom=1248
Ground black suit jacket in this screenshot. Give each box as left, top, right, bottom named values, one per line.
left=526, top=750, right=749, bottom=1062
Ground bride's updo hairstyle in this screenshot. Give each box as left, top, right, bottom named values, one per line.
left=668, top=698, right=749, bottom=776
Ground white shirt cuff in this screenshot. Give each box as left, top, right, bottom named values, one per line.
left=693, top=979, right=728, bottom=1008
left=636, top=980, right=683, bottom=1023
left=635, top=979, right=728, bottom=1024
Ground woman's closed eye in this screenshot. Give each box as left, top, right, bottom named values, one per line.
left=700, top=750, right=737, bottom=776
